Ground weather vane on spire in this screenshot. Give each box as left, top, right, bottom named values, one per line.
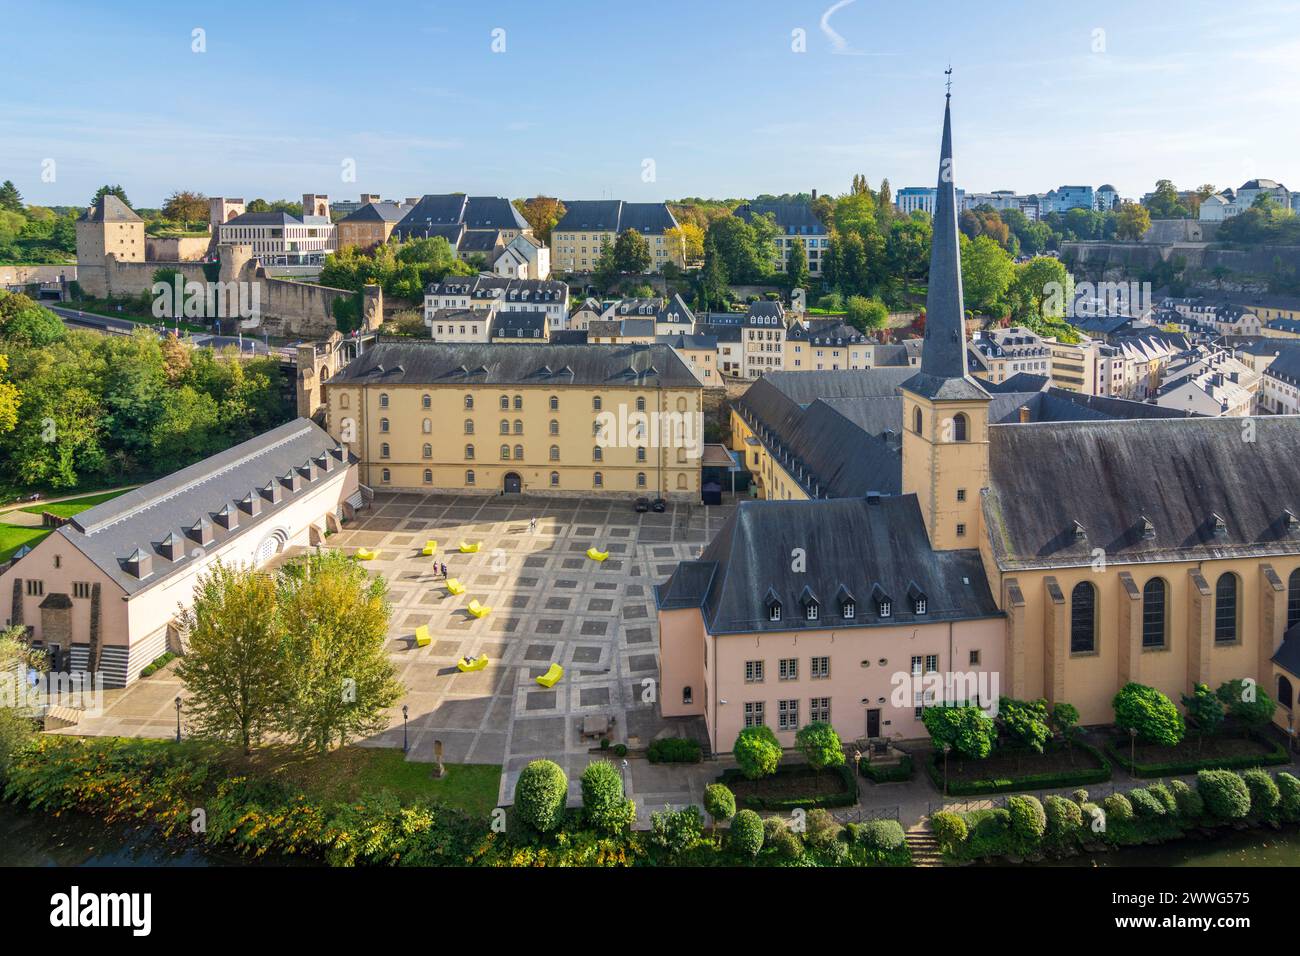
left=945, top=65, right=953, bottom=97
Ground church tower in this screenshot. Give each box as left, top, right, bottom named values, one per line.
left=900, top=82, right=991, bottom=551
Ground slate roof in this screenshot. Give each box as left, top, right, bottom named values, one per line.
left=392, top=194, right=469, bottom=240
left=1264, top=346, right=1300, bottom=385
left=757, top=368, right=916, bottom=406
left=457, top=229, right=502, bottom=253
left=464, top=196, right=528, bottom=231
left=657, top=333, right=718, bottom=351
left=223, top=211, right=301, bottom=227
left=553, top=200, right=677, bottom=234
left=984, top=417, right=1300, bottom=570
left=653, top=496, right=1000, bottom=634
left=329, top=341, right=701, bottom=388
left=734, top=200, right=826, bottom=233
left=79, top=195, right=142, bottom=223
left=618, top=202, right=678, bottom=234
left=339, top=201, right=410, bottom=224
left=1272, top=623, right=1300, bottom=677
left=490, top=311, right=548, bottom=339
left=51, top=420, right=352, bottom=596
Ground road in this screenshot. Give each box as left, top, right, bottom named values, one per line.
left=48, top=305, right=296, bottom=359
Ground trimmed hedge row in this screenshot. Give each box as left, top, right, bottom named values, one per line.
left=858, top=754, right=914, bottom=783
left=717, top=763, right=859, bottom=811
left=926, top=740, right=1112, bottom=796
left=646, top=737, right=703, bottom=764
left=1105, top=730, right=1289, bottom=777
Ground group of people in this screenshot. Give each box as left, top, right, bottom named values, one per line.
left=434, top=561, right=448, bottom=578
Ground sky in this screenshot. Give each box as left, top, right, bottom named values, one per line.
left=2, top=0, right=1299, bottom=209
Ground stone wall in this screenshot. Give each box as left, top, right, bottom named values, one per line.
left=1063, top=240, right=1300, bottom=287
left=0, top=263, right=77, bottom=287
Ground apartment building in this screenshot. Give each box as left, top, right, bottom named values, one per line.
left=967, top=327, right=1053, bottom=385
left=549, top=200, right=683, bottom=273
left=215, top=194, right=338, bottom=265
left=423, top=275, right=569, bottom=329
left=1152, top=347, right=1258, bottom=417
left=734, top=199, right=829, bottom=277
left=1258, top=347, right=1300, bottom=415
left=741, top=301, right=788, bottom=379
left=335, top=199, right=415, bottom=251
left=783, top=319, right=873, bottom=370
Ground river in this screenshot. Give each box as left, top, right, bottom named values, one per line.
left=1039, top=826, right=1300, bottom=867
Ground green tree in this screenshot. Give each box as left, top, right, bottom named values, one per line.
left=999, top=697, right=1052, bottom=756
left=612, top=228, right=651, bottom=274
left=1051, top=702, right=1080, bottom=747
left=176, top=563, right=286, bottom=754
left=161, top=190, right=209, bottom=228
left=1215, top=679, right=1276, bottom=730
left=844, top=294, right=888, bottom=332
left=1115, top=201, right=1151, bottom=240
left=0, top=625, right=44, bottom=780
left=921, top=705, right=996, bottom=760
left=697, top=233, right=729, bottom=311
left=0, top=291, right=64, bottom=347
left=580, top=759, right=635, bottom=835
left=1142, top=180, right=1188, bottom=219
left=276, top=550, right=402, bottom=752
left=91, top=184, right=131, bottom=208
left=733, top=724, right=782, bottom=779
left=728, top=808, right=764, bottom=857
left=794, top=721, right=845, bottom=771
left=513, top=196, right=566, bottom=244
left=649, top=805, right=703, bottom=855
left=786, top=236, right=809, bottom=290
left=1112, top=682, right=1184, bottom=747
left=0, top=354, right=18, bottom=436
left=514, top=759, right=568, bottom=834
left=0, top=180, right=22, bottom=213
left=959, top=234, right=1015, bottom=315
left=1180, top=683, right=1224, bottom=749
left=592, top=237, right=617, bottom=291
left=703, top=783, right=736, bottom=830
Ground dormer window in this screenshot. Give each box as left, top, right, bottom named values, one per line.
left=769, top=603, right=782, bottom=622
left=843, top=601, right=856, bottom=619
left=806, top=602, right=818, bottom=621
left=1212, top=513, right=1227, bottom=537
left=1140, top=516, right=1156, bottom=539
left=914, top=598, right=927, bottom=615
left=1072, top=520, right=1086, bottom=541
left=908, top=583, right=928, bottom=616
left=879, top=600, right=891, bottom=618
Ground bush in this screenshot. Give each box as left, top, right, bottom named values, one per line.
left=611, top=744, right=628, bottom=758
left=1241, top=768, right=1280, bottom=820
left=1071, top=788, right=1089, bottom=804
left=929, top=738, right=1112, bottom=795
left=794, top=722, right=845, bottom=770
left=859, top=754, right=914, bottom=783
left=1275, top=772, right=1300, bottom=822
left=580, top=760, right=635, bottom=835
left=649, top=806, right=704, bottom=855
left=853, top=818, right=906, bottom=853
left=930, top=810, right=968, bottom=854
left=1112, top=682, right=1185, bottom=746
left=1005, top=795, right=1046, bottom=852
left=1044, top=795, right=1083, bottom=844
left=803, top=808, right=842, bottom=850
left=820, top=839, right=851, bottom=866
left=733, top=726, right=782, bottom=779
left=703, top=783, right=736, bottom=826
left=719, top=763, right=858, bottom=811
left=1197, top=769, right=1251, bottom=820
left=1102, top=792, right=1134, bottom=823
left=1128, top=787, right=1167, bottom=819
left=1147, top=782, right=1177, bottom=815
left=769, top=826, right=804, bottom=860
left=1167, top=779, right=1204, bottom=820
left=728, top=809, right=763, bottom=857
left=646, top=737, right=702, bottom=764
left=513, top=759, right=568, bottom=834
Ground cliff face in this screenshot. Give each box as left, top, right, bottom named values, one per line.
left=1062, top=240, right=1300, bottom=287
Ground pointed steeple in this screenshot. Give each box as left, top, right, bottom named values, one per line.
left=903, top=81, right=987, bottom=402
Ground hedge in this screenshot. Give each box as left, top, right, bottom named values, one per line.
left=646, top=737, right=703, bottom=764
left=717, top=763, right=859, bottom=811
left=1105, top=730, right=1288, bottom=777
left=926, top=739, right=1112, bottom=796
left=858, top=754, right=913, bottom=783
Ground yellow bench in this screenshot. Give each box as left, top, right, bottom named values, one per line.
left=414, top=624, right=431, bottom=647
left=458, top=541, right=481, bottom=553
left=446, top=577, right=466, bottom=595
left=467, top=599, right=491, bottom=618
left=586, top=547, right=609, bottom=562
left=356, top=547, right=379, bottom=561
left=458, top=655, right=489, bottom=672
left=535, top=663, right=563, bottom=688
left=421, top=540, right=438, bottom=556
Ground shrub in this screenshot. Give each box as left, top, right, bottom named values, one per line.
left=803, top=808, right=842, bottom=849
left=1006, top=795, right=1047, bottom=852
left=854, top=818, right=906, bottom=852
left=1127, top=787, right=1166, bottom=819
left=820, top=839, right=851, bottom=866
left=929, top=810, right=968, bottom=854
left=769, top=826, right=804, bottom=860
left=611, top=743, right=628, bottom=758
left=1102, top=792, right=1134, bottom=823
left=649, top=806, right=704, bottom=855
left=1275, top=772, right=1300, bottom=822
left=703, top=783, right=736, bottom=826
left=580, top=760, right=635, bottom=835
left=1169, top=779, right=1204, bottom=820
left=1112, top=682, right=1185, bottom=746
left=762, top=816, right=786, bottom=845
left=1216, top=679, right=1276, bottom=730
left=1080, top=802, right=1104, bottom=836
left=599, top=737, right=610, bottom=750
left=961, top=808, right=1014, bottom=859
left=1241, top=768, right=1280, bottom=819
left=728, top=809, right=763, bottom=857
left=1197, top=769, right=1251, bottom=820
left=733, top=725, right=783, bottom=779
left=513, top=759, right=568, bottom=834
left=1044, top=794, right=1083, bottom=843
left=1147, top=782, right=1178, bottom=815
left=859, top=754, right=913, bottom=783
left=646, top=737, right=702, bottom=764
left=817, top=292, right=844, bottom=312
left=794, top=721, right=845, bottom=770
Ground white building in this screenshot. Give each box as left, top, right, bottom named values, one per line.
left=423, top=275, right=569, bottom=330
left=215, top=193, right=337, bottom=265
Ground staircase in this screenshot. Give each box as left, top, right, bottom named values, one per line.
left=44, top=706, right=81, bottom=730
left=905, top=822, right=944, bottom=867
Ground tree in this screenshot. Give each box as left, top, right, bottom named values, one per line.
left=999, top=697, right=1052, bottom=757
left=1180, top=683, right=1224, bottom=750
left=514, top=759, right=568, bottom=834
left=785, top=236, right=809, bottom=290
left=91, top=185, right=131, bottom=208
left=0, top=354, right=18, bottom=436
left=703, top=783, right=736, bottom=831
left=612, top=228, right=651, bottom=274
left=728, top=808, right=763, bottom=857
left=1051, top=702, right=1080, bottom=747
left=845, top=295, right=888, bottom=332
left=0, top=625, right=44, bottom=780
left=0, top=180, right=22, bottom=213
left=959, top=235, right=1015, bottom=315
left=1115, top=202, right=1151, bottom=241
left=1142, top=180, right=1188, bottom=220
left=733, top=725, right=782, bottom=779
left=161, top=190, right=209, bottom=228
left=275, top=550, right=402, bottom=752
left=0, top=291, right=64, bottom=348
left=176, top=562, right=285, bottom=754
left=921, top=705, right=996, bottom=760
left=664, top=222, right=704, bottom=265
left=513, top=196, right=566, bottom=244
left=794, top=721, right=845, bottom=771
left=697, top=233, right=729, bottom=311
left=1007, top=256, right=1069, bottom=328
left=580, top=759, right=635, bottom=835
left=1215, top=679, right=1276, bottom=730
left=1112, top=682, right=1184, bottom=747
left=649, top=805, right=703, bottom=855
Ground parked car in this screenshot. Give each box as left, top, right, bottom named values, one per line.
left=634, top=497, right=650, bottom=513
left=651, top=498, right=667, bottom=512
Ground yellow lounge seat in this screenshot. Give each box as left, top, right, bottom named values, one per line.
left=356, top=547, right=379, bottom=561
left=467, top=599, right=491, bottom=618
left=458, top=655, right=489, bottom=672
left=414, top=624, right=431, bottom=648
left=586, top=547, right=609, bottom=562
left=458, top=540, right=481, bottom=553
left=536, top=663, right=563, bottom=688
left=422, top=540, right=438, bottom=556
left=446, top=577, right=466, bottom=595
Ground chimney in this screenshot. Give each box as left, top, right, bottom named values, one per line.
left=811, top=188, right=818, bottom=201
left=405, top=197, right=420, bottom=207
left=158, top=532, right=185, bottom=562
left=124, top=548, right=152, bottom=578
left=1018, top=405, right=1031, bottom=423
left=214, top=504, right=238, bottom=531
left=361, top=193, right=380, bottom=204
left=239, top=490, right=262, bottom=516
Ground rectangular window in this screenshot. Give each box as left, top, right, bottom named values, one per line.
left=810, top=656, right=830, bottom=679
left=956, top=488, right=966, bottom=502
left=911, top=655, right=923, bottom=675
left=778, top=658, right=798, bottom=681
left=744, top=701, right=765, bottom=728
left=744, top=660, right=764, bottom=683
left=778, top=699, right=799, bottom=731
left=810, top=697, right=830, bottom=723
left=956, top=523, right=967, bottom=537
left=925, top=654, right=939, bottom=673
left=26, top=580, right=43, bottom=596
left=73, top=581, right=91, bottom=599
left=969, top=649, right=981, bottom=666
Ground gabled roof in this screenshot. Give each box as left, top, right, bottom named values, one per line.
left=339, top=201, right=411, bottom=224
left=554, top=200, right=623, bottom=232
left=79, top=195, right=142, bottom=223
left=392, top=194, right=469, bottom=239
left=734, top=200, right=826, bottom=233
left=653, top=496, right=1000, bottom=634
left=464, top=196, right=528, bottom=231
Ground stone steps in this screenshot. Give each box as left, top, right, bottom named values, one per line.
left=44, top=706, right=82, bottom=730
left=905, top=822, right=944, bottom=867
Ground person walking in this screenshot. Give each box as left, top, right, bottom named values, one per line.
left=529, top=516, right=537, bottom=534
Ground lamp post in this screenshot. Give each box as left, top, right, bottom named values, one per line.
left=402, top=704, right=410, bottom=754
left=942, top=743, right=951, bottom=797
left=1128, top=726, right=1137, bottom=771
left=174, top=695, right=182, bottom=744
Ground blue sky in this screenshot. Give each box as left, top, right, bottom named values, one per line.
left=3, top=0, right=1299, bottom=208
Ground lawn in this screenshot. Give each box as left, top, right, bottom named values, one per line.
left=20, top=488, right=130, bottom=518
left=0, top=524, right=50, bottom=561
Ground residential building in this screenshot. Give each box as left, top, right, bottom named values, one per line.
left=325, top=341, right=704, bottom=499
left=734, top=199, right=829, bottom=277
left=428, top=308, right=490, bottom=343
left=391, top=195, right=531, bottom=263
left=549, top=200, right=683, bottom=273
left=423, top=275, right=569, bottom=329
left=741, top=300, right=788, bottom=379
left=658, top=333, right=719, bottom=384
left=968, top=327, right=1053, bottom=385
left=783, top=319, right=874, bottom=370
left=493, top=233, right=551, bottom=280
left=335, top=200, right=415, bottom=251
left=1152, top=346, right=1258, bottom=417
left=215, top=194, right=338, bottom=265
left=0, top=420, right=359, bottom=687
left=1254, top=345, right=1300, bottom=415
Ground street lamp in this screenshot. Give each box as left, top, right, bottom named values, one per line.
left=174, top=695, right=182, bottom=744
left=942, top=743, right=951, bottom=797
left=1128, top=726, right=1138, bottom=770
left=402, top=704, right=410, bottom=754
